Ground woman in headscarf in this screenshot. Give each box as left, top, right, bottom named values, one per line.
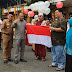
left=65, top=18, right=72, bottom=72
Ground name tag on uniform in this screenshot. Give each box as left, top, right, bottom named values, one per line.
left=7, top=27, right=9, bottom=28
left=7, top=24, right=9, bottom=25
left=6, top=23, right=9, bottom=28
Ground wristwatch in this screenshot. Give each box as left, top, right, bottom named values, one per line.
left=53, top=28, right=55, bottom=31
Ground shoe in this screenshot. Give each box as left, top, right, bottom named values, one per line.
left=14, top=60, right=18, bottom=64
left=28, top=45, right=32, bottom=46
left=47, top=47, right=51, bottom=52
left=49, top=48, right=51, bottom=52
left=48, top=64, right=57, bottom=67
left=20, top=59, right=27, bottom=62
left=4, top=60, right=8, bottom=63
left=12, top=46, right=13, bottom=48
left=34, top=57, right=41, bottom=60
left=32, top=49, right=35, bottom=52
left=41, top=58, right=46, bottom=61
left=8, top=58, right=13, bottom=62
left=55, top=68, right=64, bottom=71
left=0, top=48, right=2, bottom=50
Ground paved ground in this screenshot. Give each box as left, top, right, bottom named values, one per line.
left=0, top=40, right=64, bottom=72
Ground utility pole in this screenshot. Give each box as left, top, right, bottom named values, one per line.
left=7, top=1, right=8, bottom=11
left=19, top=0, right=21, bottom=11
left=17, top=0, right=18, bottom=18
left=0, top=6, right=2, bottom=18
left=19, top=0, right=21, bottom=4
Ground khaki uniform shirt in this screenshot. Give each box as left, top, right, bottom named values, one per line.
left=1, top=19, right=13, bottom=38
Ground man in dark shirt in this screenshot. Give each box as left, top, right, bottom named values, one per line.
left=48, top=8, right=67, bottom=71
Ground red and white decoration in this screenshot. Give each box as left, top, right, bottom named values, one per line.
left=24, top=9, right=29, bottom=14
left=24, top=1, right=51, bottom=17
left=26, top=25, right=52, bottom=47
left=56, top=1, right=63, bottom=8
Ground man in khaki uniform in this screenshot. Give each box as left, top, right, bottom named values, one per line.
left=1, top=12, right=13, bottom=63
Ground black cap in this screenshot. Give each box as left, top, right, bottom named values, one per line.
left=8, top=12, right=14, bottom=15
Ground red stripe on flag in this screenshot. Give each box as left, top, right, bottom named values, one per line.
left=26, top=25, right=51, bottom=37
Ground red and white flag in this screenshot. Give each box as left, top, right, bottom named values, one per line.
left=26, top=25, right=52, bottom=47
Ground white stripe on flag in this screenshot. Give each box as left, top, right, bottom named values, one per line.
left=27, top=34, right=52, bottom=47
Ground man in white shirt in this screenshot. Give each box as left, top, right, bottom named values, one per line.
left=0, top=18, right=2, bottom=50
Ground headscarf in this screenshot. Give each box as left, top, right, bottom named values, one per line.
left=66, top=18, right=72, bottom=49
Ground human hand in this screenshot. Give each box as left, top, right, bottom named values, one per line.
left=64, top=47, right=65, bottom=50
left=49, top=26, right=54, bottom=30
left=15, top=20, right=19, bottom=24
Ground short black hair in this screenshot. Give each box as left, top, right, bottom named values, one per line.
left=55, top=8, right=63, bottom=14
left=19, top=12, right=24, bottom=15
left=8, top=12, right=14, bottom=15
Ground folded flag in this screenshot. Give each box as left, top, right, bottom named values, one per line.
left=26, top=25, right=52, bottom=47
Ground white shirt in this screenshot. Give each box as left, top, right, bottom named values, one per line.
left=41, top=20, right=46, bottom=26
left=27, top=23, right=31, bottom=25
left=0, top=19, right=2, bottom=32
left=67, top=22, right=70, bottom=32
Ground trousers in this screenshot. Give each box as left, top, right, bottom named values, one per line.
left=15, top=39, right=26, bottom=60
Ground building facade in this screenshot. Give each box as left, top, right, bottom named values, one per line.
left=2, top=0, right=72, bottom=21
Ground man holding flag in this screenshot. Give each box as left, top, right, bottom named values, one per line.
left=48, top=8, right=67, bottom=71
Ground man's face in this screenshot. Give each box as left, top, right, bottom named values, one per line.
left=8, top=14, right=13, bottom=21
left=38, top=15, right=43, bottom=21
left=55, top=10, right=61, bottom=18
left=19, top=13, right=24, bottom=20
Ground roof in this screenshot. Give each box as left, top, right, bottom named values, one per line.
left=0, top=0, right=26, bottom=8
left=1, top=0, right=72, bottom=8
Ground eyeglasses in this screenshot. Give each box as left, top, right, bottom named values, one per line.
left=11, top=16, right=13, bottom=17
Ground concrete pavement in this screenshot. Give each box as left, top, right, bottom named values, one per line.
left=0, top=40, right=65, bottom=72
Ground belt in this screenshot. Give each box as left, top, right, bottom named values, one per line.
left=4, top=33, right=12, bottom=36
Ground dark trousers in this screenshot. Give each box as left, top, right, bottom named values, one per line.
left=47, top=47, right=51, bottom=52
left=65, top=54, right=72, bottom=72
left=0, top=32, right=1, bottom=48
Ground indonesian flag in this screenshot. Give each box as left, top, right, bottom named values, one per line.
left=26, top=25, right=52, bottom=47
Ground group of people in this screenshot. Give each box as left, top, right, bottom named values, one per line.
left=1, top=12, right=27, bottom=64
left=31, top=8, right=66, bottom=71
left=0, top=8, right=72, bottom=72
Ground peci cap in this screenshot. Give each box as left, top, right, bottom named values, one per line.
left=8, top=12, right=14, bottom=15
left=38, top=13, right=43, bottom=16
